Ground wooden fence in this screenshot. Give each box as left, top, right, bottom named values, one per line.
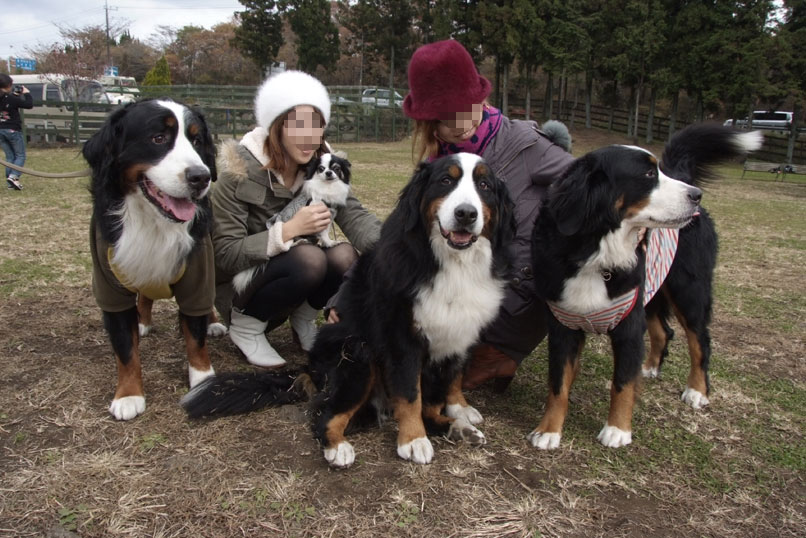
left=20, top=87, right=805, bottom=164
left=509, top=99, right=806, bottom=164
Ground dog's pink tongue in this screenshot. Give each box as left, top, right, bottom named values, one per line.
left=163, top=196, right=197, bottom=221
left=450, top=231, right=473, bottom=244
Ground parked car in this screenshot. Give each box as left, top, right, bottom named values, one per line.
left=724, top=111, right=793, bottom=130
left=100, top=75, right=140, bottom=105
left=361, top=88, right=404, bottom=108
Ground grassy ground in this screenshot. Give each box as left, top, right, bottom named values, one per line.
left=0, top=128, right=803, bottom=537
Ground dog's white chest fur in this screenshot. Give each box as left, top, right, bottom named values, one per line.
left=558, top=227, right=638, bottom=313
left=111, top=195, right=196, bottom=289
left=413, top=234, right=505, bottom=361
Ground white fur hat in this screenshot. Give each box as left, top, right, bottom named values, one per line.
left=254, top=70, right=331, bottom=130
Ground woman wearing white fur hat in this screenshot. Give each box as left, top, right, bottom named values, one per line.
left=211, top=70, right=381, bottom=367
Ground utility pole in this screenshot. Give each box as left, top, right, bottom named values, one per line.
left=104, top=0, right=118, bottom=70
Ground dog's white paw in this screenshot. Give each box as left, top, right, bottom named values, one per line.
left=324, top=441, right=355, bottom=468
left=397, top=437, right=434, bottom=464
left=109, top=396, right=146, bottom=421
left=527, top=430, right=562, bottom=450
left=642, top=365, right=659, bottom=378
left=207, top=322, right=228, bottom=337
left=445, top=403, right=483, bottom=425
left=597, top=425, right=632, bottom=448
left=138, top=323, right=151, bottom=337
left=447, top=418, right=486, bottom=446
left=188, top=366, right=215, bottom=388
left=681, top=387, right=710, bottom=409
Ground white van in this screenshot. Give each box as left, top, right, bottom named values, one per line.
left=11, top=73, right=111, bottom=142
left=11, top=73, right=110, bottom=106
left=724, top=111, right=793, bottom=130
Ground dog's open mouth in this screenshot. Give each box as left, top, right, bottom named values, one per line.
left=440, top=224, right=477, bottom=249
left=140, top=176, right=197, bottom=222
left=651, top=209, right=700, bottom=228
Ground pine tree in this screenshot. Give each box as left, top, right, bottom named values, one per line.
left=143, top=55, right=171, bottom=86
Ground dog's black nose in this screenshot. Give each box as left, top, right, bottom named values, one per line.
left=454, top=203, right=478, bottom=226
left=688, top=186, right=702, bottom=204
left=325, top=170, right=334, bottom=180
left=186, top=166, right=211, bottom=190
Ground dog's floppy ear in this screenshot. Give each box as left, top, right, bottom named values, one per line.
left=547, top=154, right=617, bottom=236
left=339, top=157, right=351, bottom=184
left=304, top=155, right=319, bottom=179
left=398, top=161, right=431, bottom=233
left=83, top=104, right=130, bottom=175
left=191, top=106, right=217, bottom=181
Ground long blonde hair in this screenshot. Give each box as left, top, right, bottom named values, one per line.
left=411, top=119, right=441, bottom=164
left=263, top=108, right=328, bottom=176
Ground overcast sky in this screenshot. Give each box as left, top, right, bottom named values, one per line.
left=1, top=0, right=245, bottom=67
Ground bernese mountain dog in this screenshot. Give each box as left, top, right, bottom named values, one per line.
left=527, top=123, right=763, bottom=450
left=181, top=153, right=515, bottom=468
left=83, top=99, right=223, bottom=421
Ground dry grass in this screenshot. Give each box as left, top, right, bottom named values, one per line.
left=1, top=128, right=804, bottom=537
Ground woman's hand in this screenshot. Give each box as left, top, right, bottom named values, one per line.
left=283, top=202, right=331, bottom=241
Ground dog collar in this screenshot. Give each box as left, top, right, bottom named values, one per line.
left=548, top=228, right=679, bottom=334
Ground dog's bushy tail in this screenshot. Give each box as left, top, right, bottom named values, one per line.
left=662, top=123, right=763, bottom=187
left=180, top=370, right=313, bottom=418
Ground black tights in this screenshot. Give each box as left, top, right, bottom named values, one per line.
left=233, top=243, right=357, bottom=322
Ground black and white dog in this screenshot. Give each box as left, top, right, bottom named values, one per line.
left=182, top=153, right=515, bottom=468
left=527, top=123, right=762, bottom=449
left=232, top=152, right=351, bottom=295
left=83, top=99, right=223, bottom=421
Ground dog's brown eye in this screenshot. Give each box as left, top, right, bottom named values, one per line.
left=478, top=180, right=490, bottom=191
left=441, top=176, right=453, bottom=185
left=318, top=166, right=325, bottom=173
left=645, top=169, right=657, bottom=178
left=332, top=164, right=341, bottom=171
left=152, top=134, right=167, bottom=144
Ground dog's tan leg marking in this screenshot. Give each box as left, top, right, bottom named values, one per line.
left=445, top=373, right=484, bottom=425
left=393, top=384, right=427, bottom=448
left=423, top=403, right=452, bottom=428
left=137, top=295, right=154, bottom=336
left=446, top=374, right=469, bottom=408
left=324, top=367, right=376, bottom=449
left=672, top=312, right=708, bottom=397
left=114, top=324, right=143, bottom=400
left=606, top=379, right=637, bottom=432
left=392, top=379, right=434, bottom=464
left=643, top=314, right=666, bottom=376
left=181, top=316, right=213, bottom=375
left=538, top=358, right=579, bottom=434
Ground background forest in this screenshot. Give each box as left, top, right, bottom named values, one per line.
left=3, top=0, right=806, bottom=127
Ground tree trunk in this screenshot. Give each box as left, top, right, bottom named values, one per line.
left=502, top=63, right=509, bottom=116
left=585, top=69, right=593, bottom=128
left=669, top=90, right=679, bottom=141
left=525, top=64, right=532, bottom=121
left=646, top=85, right=656, bottom=144
left=787, top=102, right=800, bottom=164
left=545, top=72, right=554, bottom=119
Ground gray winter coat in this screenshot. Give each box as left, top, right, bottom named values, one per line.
left=479, top=116, right=575, bottom=361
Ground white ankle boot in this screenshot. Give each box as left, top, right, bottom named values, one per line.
left=289, top=301, right=320, bottom=351
left=229, top=310, right=286, bottom=367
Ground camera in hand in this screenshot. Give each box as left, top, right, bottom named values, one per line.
left=13, top=85, right=24, bottom=94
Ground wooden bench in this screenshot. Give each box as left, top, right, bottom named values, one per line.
left=742, top=160, right=790, bottom=181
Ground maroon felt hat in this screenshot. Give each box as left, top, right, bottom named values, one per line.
left=403, top=39, right=491, bottom=120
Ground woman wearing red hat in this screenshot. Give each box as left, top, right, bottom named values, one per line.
left=403, top=39, right=575, bottom=391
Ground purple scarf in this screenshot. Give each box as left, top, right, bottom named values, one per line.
left=432, top=105, right=503, bottom=161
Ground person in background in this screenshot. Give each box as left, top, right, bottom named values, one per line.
left=403, top=39, right=575, bottom=391
left=0, top=74, right=33, bottom=191
left=211, top=70, right=380, bottom=368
